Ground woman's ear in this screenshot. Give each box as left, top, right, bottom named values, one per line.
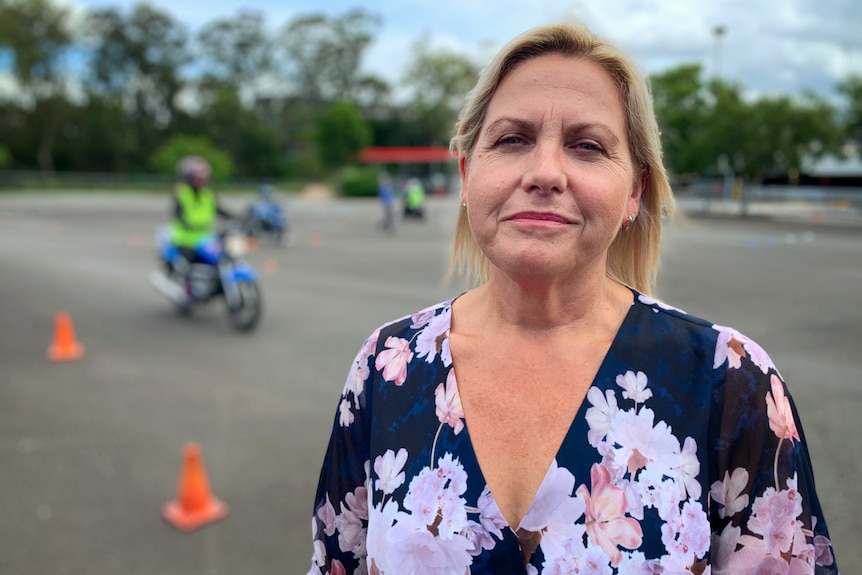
left=459, top=155, right=469, bottom=205
left=632, top=166, right=648, bottom=201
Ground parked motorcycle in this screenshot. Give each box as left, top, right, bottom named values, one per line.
left=148, top=224, right=262, bottom=332
left=242, top=185, right=289, bottom=244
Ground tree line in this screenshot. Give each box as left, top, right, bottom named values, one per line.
left=1, top=0, right=860, bottom=185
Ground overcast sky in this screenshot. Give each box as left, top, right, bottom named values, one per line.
left=64, top=0, right=862, bottom=102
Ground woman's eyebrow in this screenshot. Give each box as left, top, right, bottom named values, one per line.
left=564, top=123, right=622, bottom=147
left=483, top=117, right=536, bottom=134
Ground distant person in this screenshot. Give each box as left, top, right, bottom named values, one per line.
left=168, top=156, right=234, bottom=282
left=307, top=23, right=837, bottom=574
left=378, top=172, right=396, bottom=232
left=403, top=177, right=426, bottom=219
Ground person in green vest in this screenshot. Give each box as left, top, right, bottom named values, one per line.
left=169, top=155, right=235, bottom=277
left=403, top=177, right=426, bottom=219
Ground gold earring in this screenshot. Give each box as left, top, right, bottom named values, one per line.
left=622, top=213, right=636, bottom=231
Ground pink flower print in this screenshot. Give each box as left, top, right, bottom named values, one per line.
left=385, top=521, right=473, bottom=575
left=520, top=461, right=586, bottom=560
left=440, top=336, right=452, bottom=367
left=462, top=519, right=496, bottom=556
left=404, top=467, right=446, bottom=526
left=813, top=534, right=835, bottom=567
left=579, top=546, right=614, bottom=575
left=404, top=454, right=468, bottom=533
left=576, top=463, right=643, bottom=566
left=317, top=493, right=337, bottom=536
left=375, top=336, right=413, bottom=386
left=477, top=486, right=506, bottom=539
left=766, top=375, right=800, bottom=443
left=616, top=371, right=652, bottom=404
left=415, top=307, right=451, bottom=364
left=749, top=485, right=803, bottom=556
left=436, top=452, right=468, bottom=496
left=343, top=336, right=374, bottom=401
left=585, top=387, right=619, bottom=447
left=335, top=486, right=369, bottom=556
left=606, top=407, right=679, bottom=476
left=710, top=467, right=750, bottom=518
left=435, top=370, right=464, bottom=434
left=338, top=398, right=354, bottom=427
left=675, top=436, right=701, bottom=500
left=374, top=448, right=408, bottom=495
left=713, top=326, right=746, bottom=370
left=725, top=536, right=791, bottom=575
left=637, top=294, right=686, bottom=314
left=676, top=501, right=710, bottom=560
left=366, top=500, right=399, bottom=573
left=410, top=307, right=437, bottom=329
left=743, top=337, right=775, bottom=374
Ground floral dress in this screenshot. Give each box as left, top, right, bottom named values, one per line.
left=308, top=291, right=838, bottom=575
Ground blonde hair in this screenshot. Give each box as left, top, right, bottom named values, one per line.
left=449, top=24, right=674, bottom=295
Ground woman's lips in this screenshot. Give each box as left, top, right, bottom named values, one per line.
left=507, top=211, right=572, bottom=224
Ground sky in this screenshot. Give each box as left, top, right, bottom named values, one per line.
left=61, top=0, right=862, bottom=103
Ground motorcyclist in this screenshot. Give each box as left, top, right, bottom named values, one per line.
left=168, top=155, right=235, bottom=289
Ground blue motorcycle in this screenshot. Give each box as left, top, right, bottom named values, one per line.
left=243, top=186, right=289, bottom=245
left=148, top=224, right=262, bottom=332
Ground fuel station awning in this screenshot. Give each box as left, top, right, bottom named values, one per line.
left=358, top=147, right=455, bottom=164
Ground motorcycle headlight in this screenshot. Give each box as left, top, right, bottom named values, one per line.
left=224, top=234, right=248, bottom=258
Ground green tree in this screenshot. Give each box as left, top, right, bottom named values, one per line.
left=84, top=2, right=190, bottom=164
left=195, top=88, right=286, bottom=176
left=744, top=93, right=839, bottom=178
left=58, top=95, right=136, bottom=172
left=276, top=8, right=383, bottom=104
left=196, top=9, right=273, bottom=101
left=401, top=37, right=480, bottom=146
left=0, top=0, right=73, bottom=170
left=837, top=74, right=862, bottom=155
left=315, top=100, right=371, bottom=169
left=149, top=135, right=234, bottom=181
left=649, top=64, right=711, bottom=176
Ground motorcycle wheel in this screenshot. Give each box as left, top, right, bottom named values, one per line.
left=227, top=279, right=262, bottom=332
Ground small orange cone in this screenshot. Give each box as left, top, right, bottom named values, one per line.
left=161, top=443, right=228, bottom=531
left=46, top=311, right=84, bottom=362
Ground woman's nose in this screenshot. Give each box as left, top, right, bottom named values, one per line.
left=522, top=141, right=566, bottom=194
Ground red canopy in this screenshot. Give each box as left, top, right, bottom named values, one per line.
left=359, top=146, right=454, bottom=164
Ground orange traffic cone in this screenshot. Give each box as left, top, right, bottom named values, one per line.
left=161, top=443, right=228, bottom=531
left=46, top=311, right=84, bottom=362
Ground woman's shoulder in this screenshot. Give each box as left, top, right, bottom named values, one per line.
left=370, top=298, right=456, bottom=347
left=631, top=290, right=776, bottom=375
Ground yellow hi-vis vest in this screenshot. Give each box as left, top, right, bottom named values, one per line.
left=170, top=184, right=217, bottom=248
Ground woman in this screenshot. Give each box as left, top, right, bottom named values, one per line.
left=308, top=24, right=838, bottom=574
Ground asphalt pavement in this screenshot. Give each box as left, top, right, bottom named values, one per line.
left=0, top=191, right=859, bottom=574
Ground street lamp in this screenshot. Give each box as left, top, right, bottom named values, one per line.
left=712, top=25, right=726, bottom=79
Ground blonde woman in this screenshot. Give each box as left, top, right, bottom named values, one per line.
left=308, top=23, right=837, bottom=574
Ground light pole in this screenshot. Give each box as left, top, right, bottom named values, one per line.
left=712, top=25, right=726, bottom=79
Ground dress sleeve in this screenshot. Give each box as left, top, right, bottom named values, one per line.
left=708, top=328, right=838, bottom=574
left=307, top=332, right=377, bottom=575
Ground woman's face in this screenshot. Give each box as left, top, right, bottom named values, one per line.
left=460, top=54, right=643, bottom=284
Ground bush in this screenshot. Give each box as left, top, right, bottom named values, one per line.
left=0, top=145, right=11, bottom=168
left=339, top=166, right=380, bottom=197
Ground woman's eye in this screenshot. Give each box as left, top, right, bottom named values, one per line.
left=497, top=135, right=526, bottom=146
left=574, top=141, right=605, bottom=154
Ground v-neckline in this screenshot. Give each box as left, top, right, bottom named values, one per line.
left=445, top=289, right=638, bottom=547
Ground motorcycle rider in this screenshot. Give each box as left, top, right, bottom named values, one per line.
left=168, top=155, right=235, bottom=296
